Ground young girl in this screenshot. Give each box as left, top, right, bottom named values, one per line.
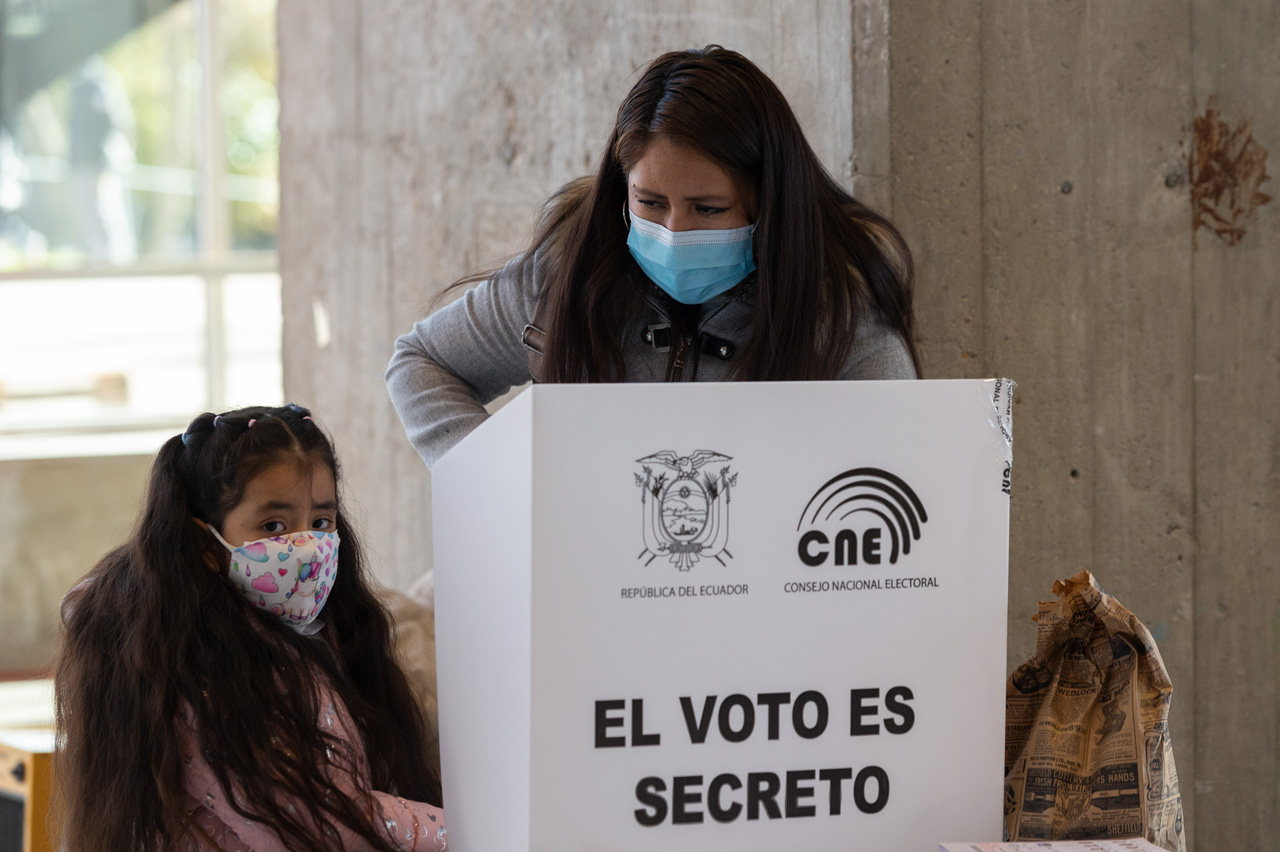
left=55, top=404, right=447, bottom=852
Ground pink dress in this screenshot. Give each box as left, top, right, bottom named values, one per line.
left=177, top=687, right=446, bottom=851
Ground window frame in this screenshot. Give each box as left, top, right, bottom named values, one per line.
left=0, top=0, right=281, bottom=449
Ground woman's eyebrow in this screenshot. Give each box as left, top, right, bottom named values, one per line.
left=631, top=184, right=734, bottom=205
left=630, top=184, right=665, bottom=198
left=315, top=500, right=338, bottom=511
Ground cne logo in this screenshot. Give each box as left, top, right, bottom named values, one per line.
left=796, top=468, right=928, bottom=567
left=635, top=450, right=737, bottom=572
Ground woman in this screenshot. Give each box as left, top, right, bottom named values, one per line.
left=387, top=46, right=919, bottom=467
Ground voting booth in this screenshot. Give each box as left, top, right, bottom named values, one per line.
left=432, top=379, right=1014, bottom=851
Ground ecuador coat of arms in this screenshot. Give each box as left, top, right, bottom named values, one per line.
left=635, top=450, right=737, bottom=571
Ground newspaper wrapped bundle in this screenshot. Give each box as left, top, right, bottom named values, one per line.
left=1004, top=571, right=1185, bottom=852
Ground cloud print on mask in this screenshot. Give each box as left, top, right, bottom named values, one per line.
left=209, top=526, right=339, bottom=633
left=238, top=542, right=270, bottom=563
left=251, top=574, right=279, bottom=593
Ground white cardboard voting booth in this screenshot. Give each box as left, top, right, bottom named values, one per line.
left=432, top=379, right=1014, bottom=851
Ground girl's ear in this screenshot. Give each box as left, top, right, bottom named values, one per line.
left=191, top=518, right=225, bottom=575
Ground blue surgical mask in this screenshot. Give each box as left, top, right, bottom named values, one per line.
left=626, top=216, right=756, bottom=305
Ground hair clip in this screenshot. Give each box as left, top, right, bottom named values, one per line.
left=213, top=414, right=222, bottom=426
left=247, top=419, right=257, bottom=428
left=303, top=416, right=312, bottom=421
left=181, top=432, right=191, bottom=446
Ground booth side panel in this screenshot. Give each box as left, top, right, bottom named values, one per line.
left=433, top=391, right=534, bottom=852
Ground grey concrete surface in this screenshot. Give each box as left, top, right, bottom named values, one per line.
left=1188, top=1, right=1279, bottom=846
left=0, top=455, right=150, bottom=674
left=279, top=2, right=1278, bottom=848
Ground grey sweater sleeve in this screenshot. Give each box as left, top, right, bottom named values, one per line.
left=838, top=309, right=919, bottom=380
left=385, top=257, right=539, bottom=468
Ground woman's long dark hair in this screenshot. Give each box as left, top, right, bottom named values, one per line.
left=518, top=45, right=919, bottom=381
left=54, top=404, right=441, bottom=852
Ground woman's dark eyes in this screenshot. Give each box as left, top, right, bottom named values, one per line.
left=262, top=521, right=286, bottom=533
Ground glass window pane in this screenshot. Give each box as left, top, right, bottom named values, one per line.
left=0, top=0, right=280, bottom=444
left=222, top=272, right=282, bottom=408
left=0, top=276, right=207, bottom=431
left=221, top=0, right=278, bottom=252
left=2, top=2, right=201, bottom=270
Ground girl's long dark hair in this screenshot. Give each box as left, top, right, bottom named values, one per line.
left=516, top=45, right=919, bottom=381
left=54, top=404, right=441, bottom=852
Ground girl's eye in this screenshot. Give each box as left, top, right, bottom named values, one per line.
left=636, top=198, right=663, bottom=209
left=312, top=517, right=334, bottom=531
left=262, top=521, right=286, bottom=534
left=697, top=205, right=729, bottom=215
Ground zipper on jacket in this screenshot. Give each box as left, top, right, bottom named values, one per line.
left=646, top=293, right=736, bottom=383
left=695, top=297, right=735, bottom=335
left=645, top=296, right=685, bottom=382
left=668, top=336, right=688, bottom=382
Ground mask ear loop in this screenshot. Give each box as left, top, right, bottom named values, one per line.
left=205, top=524, right=238, bottom=552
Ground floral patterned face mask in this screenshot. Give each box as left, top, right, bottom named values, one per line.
left=208, top=526, right=339, bottom=635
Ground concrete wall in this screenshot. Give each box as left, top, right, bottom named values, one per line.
left=278, top=2, right=1278, bottom=848
left=891, top=3, right=1277, bottom=846
left=0, top=455, right=151, bottom=674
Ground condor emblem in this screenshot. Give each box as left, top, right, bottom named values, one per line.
left=634, top=450, right=737, bottom=571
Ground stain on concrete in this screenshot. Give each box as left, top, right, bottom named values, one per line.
left=1189, top=98, right=1272, bottom=247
